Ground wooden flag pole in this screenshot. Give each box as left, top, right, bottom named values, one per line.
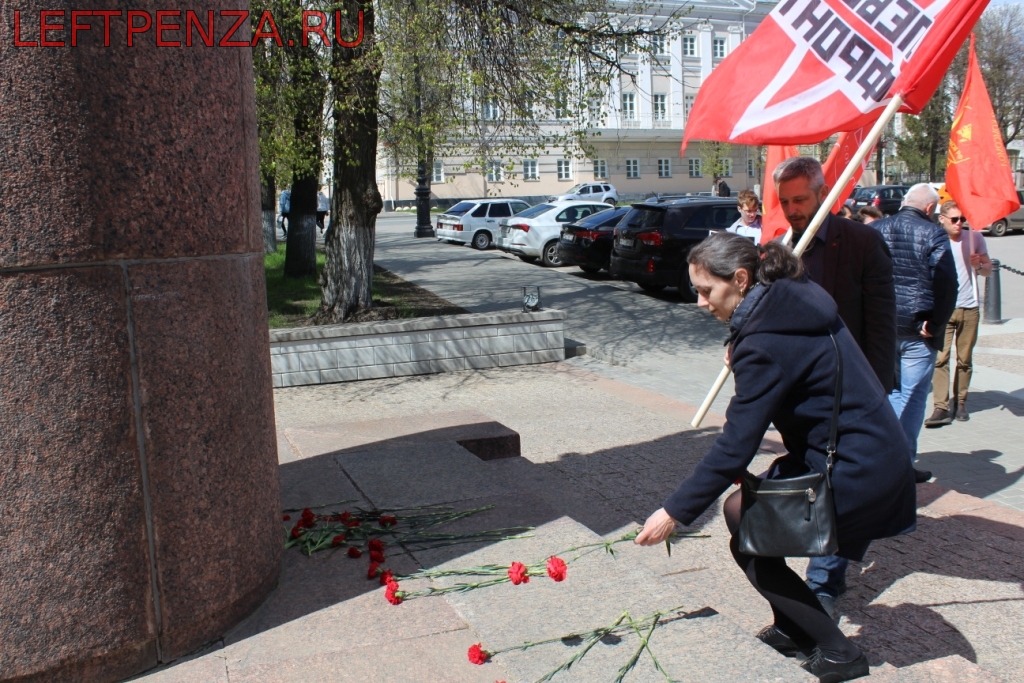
left=690, top=95, right=905, bottom=429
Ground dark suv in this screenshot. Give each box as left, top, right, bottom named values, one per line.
left=609, top=199, right=740, bottom=302
left=847, top=185, right=908, bottom=215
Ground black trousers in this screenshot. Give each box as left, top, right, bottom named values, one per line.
left=723, top=491, right=860, bottom=660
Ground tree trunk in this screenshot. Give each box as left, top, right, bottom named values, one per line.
left=284, top=174, right=319, bottom=278
left=261, top=174, right=277, bottom=254
left=314, top=0, right=383, bottom=323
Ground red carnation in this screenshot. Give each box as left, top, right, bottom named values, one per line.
left=546, top=556, right=567, bottom=582
left=282, top=514, right=291, bottom=521
left=340, top=511, right=351, bottom=522
left=347, top=547, right=362, bottom=558
left=379, top=569, right=394, bottom=586
left=344, top=519, right=361, bottom=528
left=507, top=562, right=530, bottom=585
left=368, top=539, right=385, bottom=553
left=385, top=579, right=403, bottom=605
left=467, top=643, right=489, bottom=665
left=290, top=525, right=303, bottom=539
left=370, top=549, right=386, bottom=563
left=331, top=535, right=346, bottom=547
left=301, top=508, right=315, bottom=522
left=379, top=515, right=397, bottom=527
left=367, top=561, right=381, bottom=579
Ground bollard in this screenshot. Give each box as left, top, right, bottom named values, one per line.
left=983, top=259, right=1003, bottom=324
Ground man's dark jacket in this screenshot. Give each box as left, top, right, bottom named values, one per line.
left=663, top=278, right=916, bottom=559
left=871, top=207, right=958, bottom=351
left=803, top=213, right=897, bottom=393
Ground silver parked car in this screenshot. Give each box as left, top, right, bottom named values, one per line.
left=435, top=199, right=532, bottom=249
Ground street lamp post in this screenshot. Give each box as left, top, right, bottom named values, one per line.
left=411, top=26, right=434, bottom=238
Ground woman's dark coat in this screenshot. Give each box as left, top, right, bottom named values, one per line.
left=663, top=277, right=916, bottom=559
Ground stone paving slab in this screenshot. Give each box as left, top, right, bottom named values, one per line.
left=334, top=441, right=516, bottom=508
left=870, top=654, right=1005, bottom=682
left=432, top=517, right=811, bottom=683
left=227, top=629, right=509, bottom=683
left=282, top=409, right=520, bottom=459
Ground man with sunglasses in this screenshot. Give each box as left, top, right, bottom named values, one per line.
left=924, top=201, right=993, bottom=427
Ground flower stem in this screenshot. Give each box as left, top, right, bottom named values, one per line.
left=534, top=612, right=629, bottom=683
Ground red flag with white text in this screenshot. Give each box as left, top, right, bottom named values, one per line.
left=681, top=0, right=989, bottom=154
left=760, top=145, right=800, bottom=244
left=945, top=35, right=1021, bottom=230
left=822, top=124, right=877, bottom=213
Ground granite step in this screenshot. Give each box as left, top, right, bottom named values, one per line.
left=424, top=515, right=817, bottom=683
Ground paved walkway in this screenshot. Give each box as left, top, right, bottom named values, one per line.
left=372, top=215, right=1024, bottom=513
left=134, top=361, right=1022, bottom=682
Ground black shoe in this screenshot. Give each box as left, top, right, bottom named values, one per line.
left=800, top=648, right=870, bottom=682
left=924, top=408, right=953, bottom=427
left=756, top=625, right=813, bottom=658
left=955, top=403, right=970, bottom=422
left=914, top=468, right=933, bottom=484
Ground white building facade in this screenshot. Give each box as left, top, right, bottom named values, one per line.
left=377, top=0, right=777, bottom=206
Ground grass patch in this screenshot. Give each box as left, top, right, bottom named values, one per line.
left=265, top=244, right=468, bottom=328
left=265, top=245, right=325, bottom=328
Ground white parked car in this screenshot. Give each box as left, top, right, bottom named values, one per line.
left=435, top=199, right=532, bottom=249
left=549, top=183, right=618, bottom=205
left=496, top=201, right=614, bottom=266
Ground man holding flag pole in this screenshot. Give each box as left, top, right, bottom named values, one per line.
left=637, top=0, right=994, bottom=654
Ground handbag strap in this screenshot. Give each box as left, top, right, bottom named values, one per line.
left=826, top=332, right=843, bottom=485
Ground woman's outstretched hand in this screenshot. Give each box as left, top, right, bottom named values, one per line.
left=635, top=508, right=678, bottom=545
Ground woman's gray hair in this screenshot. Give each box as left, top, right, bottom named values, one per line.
left=688, top=231, right=803, bottom=285
left=772, top=156, right=825, bottom=192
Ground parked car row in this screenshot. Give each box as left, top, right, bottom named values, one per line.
left=433, top=192, right=747, bottom=303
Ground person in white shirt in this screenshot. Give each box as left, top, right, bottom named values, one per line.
left=316, top=190, right=330, bottom=234
left=925, top=200, right=993, bottom=426
left=726, top=189, right=762, bottom=242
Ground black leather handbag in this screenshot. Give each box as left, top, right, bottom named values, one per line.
left=736, top=334, right=842, bottom=558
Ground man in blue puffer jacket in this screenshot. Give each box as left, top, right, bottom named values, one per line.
left=871, top=184, right=958, bottom=470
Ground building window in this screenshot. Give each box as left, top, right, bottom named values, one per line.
left=593, top=159, right=608, bottom=179
left=684, top=94, right=695, bottom=121
left=482, top=97, right=500, bottom=121
left=713, top=38, right=726, bottom=58
left=620, top=93, right=637, bottom=121
left=651, top=33, right=667, bottom=55
left=688, top=158, right=702, bottom=178
left=626, top=159, right=640, bottom=179
left=487, top=160, right=504, bottom=182
left=722, top=159, right=733, bottom=177
left=658, top=159, right=672, bottom=178
left=557, top=159, right=573, bottom=181
left=682, top=35, right=697, bottom=57
left=748, top=158, right=755, bottom=178
left=653, top=94, right=667, bottom=121
left=523, top=159, right=538, bottom=180
left=432, top=160, right=444, bottom=183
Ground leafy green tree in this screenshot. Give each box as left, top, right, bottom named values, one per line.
left=699, top=141, right=732, bottom=191
left=896, top=82, right=952, bottom=181
left=948, top=4, right=1024, bottom=146
left=252, top=0, right=293, bottom=254
left=313, top=0, right=686, bottom=322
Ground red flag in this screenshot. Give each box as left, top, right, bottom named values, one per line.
left=681, top=0, right=989, bottom=154
left=760, top=145, right=800, bottom=244
left=945, top=34, right=1021, bottom=230
left=822, top=123, right=877, bottom=213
